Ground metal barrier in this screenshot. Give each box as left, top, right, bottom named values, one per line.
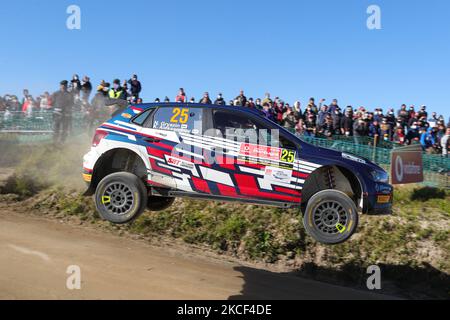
left=299, top=135, right=449, bottom=189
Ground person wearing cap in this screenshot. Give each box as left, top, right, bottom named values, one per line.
left=109, top=79, right=126, bottom=100
left=51, top=80, right=74, bottom=144
left=246, top=97, right=256, bottom=108
left=340, top=107, right=354, bottom=136
left=331, top=106, right=342, bottom=135
left=88, top=82, right=111, bottom=134
left=128, top=74, right=142, bottom=100
left=81, top=76, right=92, bottom=102
left=214, top=93, right=225, bottom=106
left=199, top=92, right=212, bottom=104
left=262, top=93, right=272, bottom=106
left=70, top=74, right=82, bottom=95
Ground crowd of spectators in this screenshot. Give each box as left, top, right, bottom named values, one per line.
left=161, top=89, right=449, bottom=157
left=1, top=79, right=449, bottom=157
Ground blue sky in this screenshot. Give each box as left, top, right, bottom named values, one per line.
left=0, top=0, right=449, bottom=118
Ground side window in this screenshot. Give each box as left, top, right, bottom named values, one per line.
left=212, top=110, right=296, bottom=149
left=153, top=107, right=203, bottom=134
left=132, top=109, right=154, bottom=126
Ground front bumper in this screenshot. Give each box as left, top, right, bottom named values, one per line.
left=366, top=182, right=394, bottom=215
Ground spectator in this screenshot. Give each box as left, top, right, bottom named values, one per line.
left=22, top=96, right=35, bottom=114
left=307, top=98, right=318, bottom=114
left=417, top=105, right=428, bottom=119
left=304, top=112, right=317, bottom=137
left=81, top=76, right=92, bottom=102
left=393, top=126, right=406, bottom=145
left=341, top=107, right=354, bottom=136
left=109, top=79, right=126, bottom=100
left=319, top=115, right=334, bottom=138
left=164, top=96, right=170, bottom=103
left=353, top=116, right=370, bottom=143
left=175, top=88, right=186, bottom=103
left=374, top=108, right=384, bottom=123
left=261, top=103, right=274, bottom=121
left=70, top=74, right=82, bottom=95
left=369, top=120, right=381, bottom=139
left=255, top=98, right=263, bottom=110
left=385, top=109, right=396, bottom=126
left=317, top=104, right=329, bottom=128
left=380, top=117, right=393, bottom=141
left=234, top=90, right=247, bottom=107
left=40, top=92, right=53, bottom=111
left=428, top=112, right=438, bottom=128
left=441, top=127, right=450, bottom=158
left=128, top=74, right=142, bottom=100
left=295, top=119, right=305, bottom=135
left=262, top=93, right=272, bottom=106
left=214, top=93, right=225, bottom=105
left=331, top=106, right=342, bottom=135
left=246, top=98, right=255, bottom=108
left=199, top=92, right=211, bottom=104
left=282, top=106, right=297, bottom=130
left=328, top=99, right=339, bottom=114
left=420, top=127, right=438, bottom=153
left=293, top=101, right=302, bottom=120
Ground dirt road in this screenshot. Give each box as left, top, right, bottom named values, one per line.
left=0, top=210, right=393, bottom=300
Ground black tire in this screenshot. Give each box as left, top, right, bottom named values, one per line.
left=95, top=172, right=148, bottom=224
left=147, top=196, right=175, bottom=211
left=303, top=190, right=358, bottom=245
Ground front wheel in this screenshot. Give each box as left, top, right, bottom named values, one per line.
left=303, top=190, right=359, bottom=244
left=95, top=172, right=148, bottom=224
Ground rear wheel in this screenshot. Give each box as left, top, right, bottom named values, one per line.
left=303, top=190, right=358, bottom=244
left=147, top=196, right=175, bottom=211
left=95, top=172, right=147, bottom=224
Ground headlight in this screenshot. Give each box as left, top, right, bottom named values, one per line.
left=371, top=170, right=389, bottom=183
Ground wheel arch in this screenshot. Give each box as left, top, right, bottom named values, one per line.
left=301, top=163, right=367, bottom=214
left=84, top=147, right=149, bottom=196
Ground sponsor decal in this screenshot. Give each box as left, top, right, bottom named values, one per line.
left=166, top=156, right=195, bottom=170
left=377, top=195, right=391, bottom=203
left=336, top=223, right=346, bottom=233
left=342, top=153, right=366, bottom=164
left=121, top=113, right=132, bottom=119
left=264, top=166, right=293, bottom=183
left=239, top=143, right=296, bottom=169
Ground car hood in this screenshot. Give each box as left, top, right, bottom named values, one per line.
left=299, top=140, right=386, bottom=173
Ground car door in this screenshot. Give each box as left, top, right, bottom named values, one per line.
left=206, top=109, right=302, bottom=203
left=140, top=105, right=208, bottom=193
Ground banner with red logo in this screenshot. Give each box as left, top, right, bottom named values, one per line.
left=390, top=145, right=423, bottom=185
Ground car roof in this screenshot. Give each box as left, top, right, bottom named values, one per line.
left=133, top=103, right=264, bottom=117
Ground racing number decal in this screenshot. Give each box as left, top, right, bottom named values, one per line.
left=170, top=108, right=189, bottom=124
left=280, top=149, right=295, bottom=163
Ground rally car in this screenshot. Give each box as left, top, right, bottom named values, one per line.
left=83, top=103, right=393, bottom=244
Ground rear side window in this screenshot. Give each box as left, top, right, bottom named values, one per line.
left=132, top=109, right=154, bottom=126
left=153, top=107, right=203, bottom=134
